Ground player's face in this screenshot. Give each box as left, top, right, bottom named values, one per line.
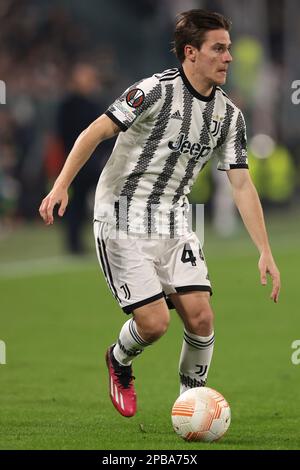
left=195, top=29, right=232, bottom=86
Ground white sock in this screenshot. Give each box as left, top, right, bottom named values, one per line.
left=179, top=329, right=215, bottom=394
left=113, top=318, right=151, bottom=366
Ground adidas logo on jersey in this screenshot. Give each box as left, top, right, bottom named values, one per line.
left=171, top=110, right=182, bottom=120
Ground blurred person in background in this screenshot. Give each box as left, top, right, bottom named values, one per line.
left=39, top=9, right=281, bottom=420
left=57, top=63, right=113, bottom=254
left=0, top=2, right=93, bottom=227
left=0, top=110, right=20, bottom=232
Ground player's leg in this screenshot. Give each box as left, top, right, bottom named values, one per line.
left=113, top=296, right=170, bottom=365
left=106, top=298, right=170, bottom=417
left=169, top=291, right=215, bottom=394
left=157, top=231, right=214, bottom=394
left=94, top=221, right=170, bottom=416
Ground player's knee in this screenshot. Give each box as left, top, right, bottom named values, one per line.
left=135, top=310, right=170, bottom=343
left=187, top=306, right=214, bottom=336
left=142, top=315, right=170, bottom=342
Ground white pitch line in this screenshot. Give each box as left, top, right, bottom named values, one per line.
left=0, top=256, right=96, bottom=280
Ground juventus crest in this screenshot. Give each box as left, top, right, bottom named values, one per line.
left=211, top=115, right=224, bottom=137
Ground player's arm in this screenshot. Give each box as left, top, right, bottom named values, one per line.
left=227, top=168, right=281, bottom=303
left=39, top=114, right=120, bottom=225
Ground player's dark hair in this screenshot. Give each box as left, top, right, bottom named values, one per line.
left=173, top=9, right=231, bottom=63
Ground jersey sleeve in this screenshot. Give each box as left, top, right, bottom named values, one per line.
left=217, top=110, right=248, bottom=170
left=105, top=76, right=162, bottom=132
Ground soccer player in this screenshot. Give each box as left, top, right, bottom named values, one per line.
left=39, top=10, right=281, bottom=418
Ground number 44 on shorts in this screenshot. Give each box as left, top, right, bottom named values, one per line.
left=181, top=243, right=196, bottom=266
left=181, top=243, right=204, bottom=266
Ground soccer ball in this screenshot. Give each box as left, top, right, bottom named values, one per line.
left=171, top=387, right=231, bottom=442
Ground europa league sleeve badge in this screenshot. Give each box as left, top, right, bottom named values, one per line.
left=126, top=88, right=145, bottom=108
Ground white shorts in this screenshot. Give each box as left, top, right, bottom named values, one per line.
left=93, top=220, right=212, bottom=314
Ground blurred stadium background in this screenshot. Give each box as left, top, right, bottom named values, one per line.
left=1, top=0, right=300, bottom=450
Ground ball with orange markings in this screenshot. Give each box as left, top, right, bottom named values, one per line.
left=171, top=387, right=231, bottom=442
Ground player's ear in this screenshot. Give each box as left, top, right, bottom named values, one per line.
left=184, top=45, right=197, bottom=62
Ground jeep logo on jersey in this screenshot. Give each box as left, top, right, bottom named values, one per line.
left=168, top=132, right=211, bottom=161
left=126, top=88, right=145, bottom=108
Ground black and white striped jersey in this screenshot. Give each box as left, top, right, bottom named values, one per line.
left=94, top=67, right=248, bottom=236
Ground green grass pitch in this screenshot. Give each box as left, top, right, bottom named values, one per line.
left=0, top=212, right=300, bottom=450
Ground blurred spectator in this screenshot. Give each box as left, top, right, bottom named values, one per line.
left=0, top=110, right=20, bottom=231
left=56, top=63, right=113, bottom=254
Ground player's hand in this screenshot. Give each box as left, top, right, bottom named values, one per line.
left=39, top=186, right=68, bottom=225
left=258, top=252, right=281, bottom=303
